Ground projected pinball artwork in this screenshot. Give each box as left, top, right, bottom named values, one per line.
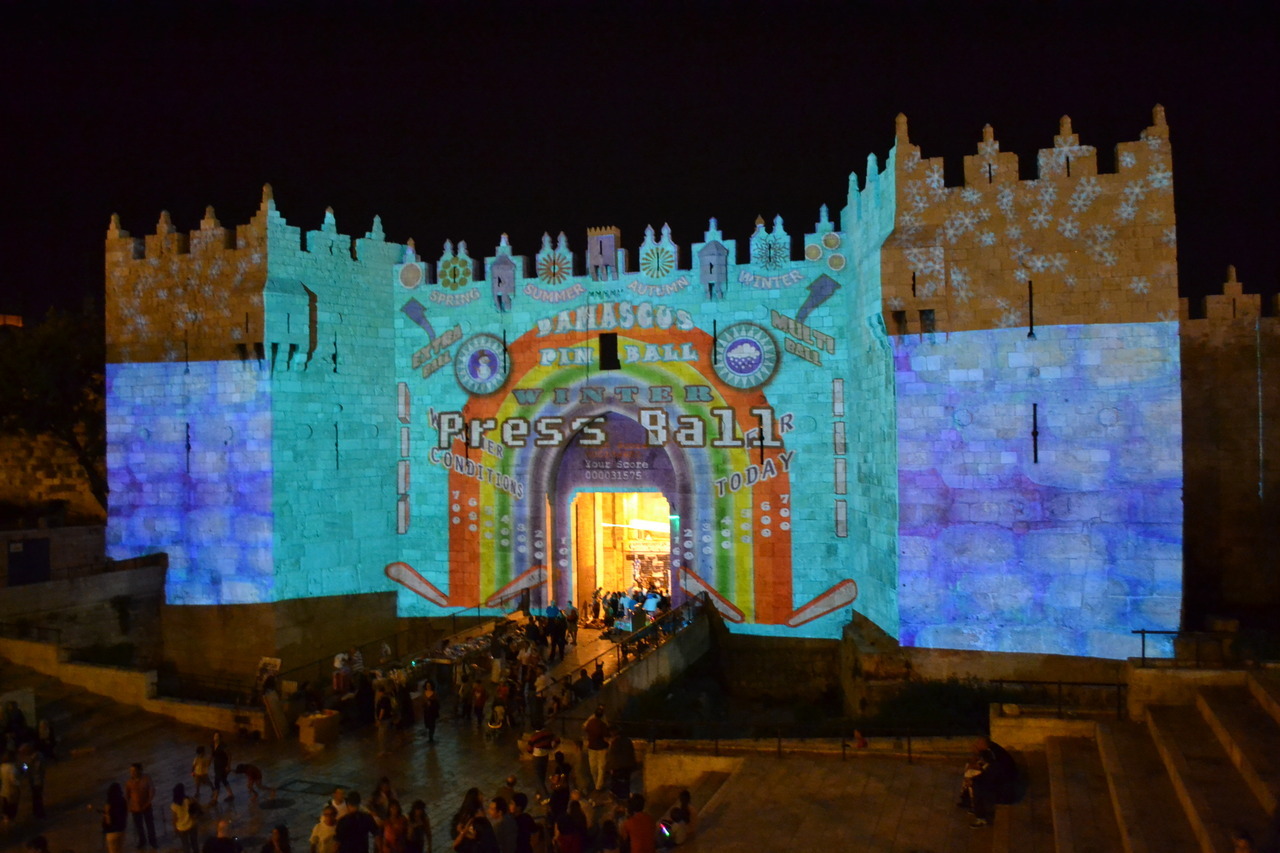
left=105, top=109, right=1182, bottom=656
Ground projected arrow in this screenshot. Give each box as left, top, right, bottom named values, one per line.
left=796, top=274, right=841, bottom=324
left=400, top=299, right=437, bottom=340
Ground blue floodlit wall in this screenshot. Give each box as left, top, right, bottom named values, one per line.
left=895, top=323, right=1183, bottom=658
left=259, top=207, right=401, bottom=601
left=838, top=149, right=901, bottom=636
left=104, top=110, right=1186, bottom=658
left=106, top=361, right=275, bottom=604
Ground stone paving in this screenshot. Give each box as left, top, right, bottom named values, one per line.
left=2, top=625, right=1003, bottom=853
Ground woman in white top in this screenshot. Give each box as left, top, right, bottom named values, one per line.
left=170, top=783, right=200, bottom=853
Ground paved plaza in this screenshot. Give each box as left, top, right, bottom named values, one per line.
left=2, top=628, right=1002, bottom=853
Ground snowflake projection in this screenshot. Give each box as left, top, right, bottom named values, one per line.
left=978, top=231, right=997, bottom=246
left=1120, top=151, right=1137, bottom=169
left=949, top=265, right=973, bottom=303
left=1148, top=163, right=1173, bottom=190
left=904, top=247, right=944, bottom=278
left=1037, top=182, right=1058, bottom=204
left=1145, top=136, right=1165, bottom=150
left=994, top=298, right=1024, bottom=328
left=1085, top=224, right=1115, bottom=247
left=1010, top=244, right=1032, bottom=265
left=1068, top=177, right=1101, bottom=213
left=887, top=296, right=905, bottom=310
left=1115, top=200, right=1138, bottom=223
left=1026, top=254, right=1050, bottom=273
left=925, top=163, right=946, bottom=193
left=1098, top=297, right=1113, bottom=312
left=1048, top=254, right=1069, bottom=273
left=910, top=189, right=931, bottom=213
left=1129, top=277, right=1151, bottom=295
left=1098, top=249, right=1118, bottom=267
left=1005, top=224, right=1024, bottom=241
left=1122, top=181, right=1148, bottom=203
left=439, top=256, right=473, bottom=291
left=961, top=187, right=983, bottom=204
left=640, top=246, right=675, bottom=279
left=1064, top=274, right=1077, bottom=288
left=1057, top=216, right=1080, bottom=239
left=976, top=208, right=992, bottom=221
left=996, top=187, right=1016, bottom=216
left=1156, top=309, right=1177, bottom=322
left=752, top=234, right=789, bottom=270
left=1146, top=208, right=1166, bottom=223
left=902, top=149, right=922, bottom=172
left=1162, top=227, right=1177, bottom=247
left=1028, top=208, right=1053, bottom=230
left=942, top=210, right=979, bottom=243
left=897, top=212, right=924, bottom=242
left=537, top=250, right=571, bottom=285
left=978, top=139, right=999, bottom=157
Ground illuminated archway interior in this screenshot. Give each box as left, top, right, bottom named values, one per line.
left=570, top=491, right=671, bottom=603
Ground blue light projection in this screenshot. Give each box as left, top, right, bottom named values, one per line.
left=106, top=361, right=274, bottom=605
left=894, top=322, right=1183, bottom=658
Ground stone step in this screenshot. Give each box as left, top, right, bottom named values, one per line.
left=1148, top=704, right=1271, bottom=853
left=1095, top=720, right=1199, bottom=853
left=1196, top=687, right=1280, bottom=817
left=1047, top=736, right=1125, bottom=853
left=1248, top=670, right=1280, bottom=727
left=993, top=749, right=1054, bottom=853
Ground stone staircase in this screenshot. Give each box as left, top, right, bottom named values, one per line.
left=995, top=670, right=1280, bottom=853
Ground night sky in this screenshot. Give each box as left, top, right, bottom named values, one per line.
left=2, top=0, right=1275, bottom=319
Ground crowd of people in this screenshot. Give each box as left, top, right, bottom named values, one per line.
left=4, top=593, right=702, bottom=853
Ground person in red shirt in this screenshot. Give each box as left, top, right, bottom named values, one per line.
left=619, top=793, right=656, bottom=853
left=124, top=763, right=158, bottom=850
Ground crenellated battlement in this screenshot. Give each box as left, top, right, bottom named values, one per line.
left=109, top=108, right=1185, bottom=366
left=1179, top=266, right=1280, bottom=324
left=882, top=106, right=1178, bottom=336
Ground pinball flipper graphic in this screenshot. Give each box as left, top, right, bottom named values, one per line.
left=384, top=561, right=448, bottom=607
left=677, top=568, right=746, bottom=623
left=785, top=579, right=858, bottom=627
left=485, top=565, right=546, bottom=608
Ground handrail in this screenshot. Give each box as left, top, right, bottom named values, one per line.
left=990, top=678, right=1127, bottom=719
left=542, top=593, right=708, bottom=731
left=1131, top=628, right=1237, bottom=668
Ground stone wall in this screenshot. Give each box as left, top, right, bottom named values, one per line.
left=881, top=109, right=1177, bottom=335
left=0, top=433, right=104, bottom=524
left=718, top=632, right=841, bottom=702
left=0, top=562, right=164, bottom=656
left=895, top=322, right=1183, bottom=658
left=159, top=591, right=399, bottom=681
left=0, top=525, right=107, bottom=585
left=1179, top=270, right=1280, bottom=624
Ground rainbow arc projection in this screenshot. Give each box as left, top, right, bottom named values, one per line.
left=105, top=108, right=1184, bottom=658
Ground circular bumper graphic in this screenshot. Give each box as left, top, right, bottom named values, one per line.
left=714, top=322, right=779, bottom=389
left=454, top=334, right=509, bottom=396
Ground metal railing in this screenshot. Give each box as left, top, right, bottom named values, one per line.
left=541, top=593, right=709, bottom=732
left=989, top=678, right=1127, bottom=719
left=1132, top=628, right=1237, bottom=668
left=627, top=718, right=949, bottom=765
